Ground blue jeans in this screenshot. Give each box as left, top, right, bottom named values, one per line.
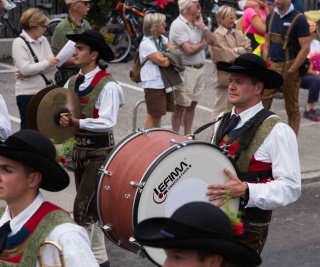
left=300, top=74, right=320, bottom=104
left=16, top=95, right=34, bottom=130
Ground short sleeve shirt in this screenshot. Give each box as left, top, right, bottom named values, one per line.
left=169, top=15, right=206, bottom=65
left=266, top=9, right=309, bottom=62
left=139, top=35, right=168, bottom=89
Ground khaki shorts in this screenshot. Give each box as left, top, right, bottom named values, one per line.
left=144, top=88, right=175, bottom=116
left=173, top=66, right=205, bottom=107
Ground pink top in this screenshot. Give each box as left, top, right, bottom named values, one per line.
left=243, top=7, right=266, bottom=37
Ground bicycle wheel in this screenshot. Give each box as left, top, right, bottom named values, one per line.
left=44, top=19, right=62, bottom=44
left=101, top=25, right=132, bottom=63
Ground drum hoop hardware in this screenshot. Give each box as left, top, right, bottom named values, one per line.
left=104, top=185, right=111, bottom=191
left=124, top=194, right=131, bottom=199
left=99, top=168, right=112, bottom=177
left=117, top=240, right=122, bottom=246
left=130, top=181, right=145, bottom=191
left=138, top=128, right=150, bottom=136
left=97, top=221, right=111, bottom=231
left=221, top=144, right=231, bottom=156
left=170, top=139, right=187, bottom=147
left=129, top=238, right=147, bottom=258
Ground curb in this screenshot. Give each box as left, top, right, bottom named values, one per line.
left=301, top=171, right=320, bottom=184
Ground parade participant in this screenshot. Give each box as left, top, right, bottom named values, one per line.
left=169, top=0, right=214, bottom=135
left=0, top=129, right=99, bottom=266
left=134, top=202, right=261, bottom=267
left=59, top=29, right=125, bottom=267
left=0, top=94, right=11, bottom=140
left=262, top=0, right=310, bottom=135
left=12, top=8, right=58, bottom=130
left=209, top=53, right=301, bottom=255
left=51, top=0, right=91, bottom=86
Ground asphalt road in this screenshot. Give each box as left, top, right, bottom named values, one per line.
left=0, top=56, right=320, bottom=266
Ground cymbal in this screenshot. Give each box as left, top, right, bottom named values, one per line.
left=27, top=87, right=81, bottom=144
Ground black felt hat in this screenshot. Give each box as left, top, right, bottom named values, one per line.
left=217, top=53, right=284, bottom=89
left=66, top=29, right=114, bottom=62
left=0, top=130, right=70, bottom=192
left=134, top=202, right=261, bottom=267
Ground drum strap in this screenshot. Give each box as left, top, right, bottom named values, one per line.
left=227, top=109, right=275, bottom=162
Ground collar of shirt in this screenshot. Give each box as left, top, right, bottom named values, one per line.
left=22, top=30, right=45, bottom=44
left=274, top=3, right=294, bottom=18
left=179, top=14, right=197, bottom=30
left=220, top=26, right=236, bottom=36
left=230, top=102, right=264, bottom=129
left=0, top=193, right=44, bottom=236
left=77, top=66, right=101, bottom=91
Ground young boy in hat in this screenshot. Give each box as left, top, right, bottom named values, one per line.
left=208, top=53, right=301, bottom=255
left=59, top=29, right=125, bottom=267
left=134, top=202, right=261, bottom=267
left=0, top=129, right=98, bottom=266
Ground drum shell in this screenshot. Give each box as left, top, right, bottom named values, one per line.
left=97, top=129, right=240, bottom=266
left=97, top=130, right=188, bottom=252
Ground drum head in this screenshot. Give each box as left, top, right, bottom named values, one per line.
left=135, top=142, right=240, bottom=266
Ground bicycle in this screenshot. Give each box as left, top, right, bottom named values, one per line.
left=100, top=0, right=152, bottom=63
left=0, top=0, right=66, bottom=43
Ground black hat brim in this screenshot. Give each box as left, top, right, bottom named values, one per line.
left=66, top=33, right=114, bottom=62
left=217, top=61, right=284, bottom=89
left=0, top=147, right=70, bottom=192
left=134, top=218, right=261, bottom=267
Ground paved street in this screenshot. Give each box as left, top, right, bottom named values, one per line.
left=0, top=55, right=319, bottom=266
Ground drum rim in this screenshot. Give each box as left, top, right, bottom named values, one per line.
left=132, top=141, right=240, bottom=266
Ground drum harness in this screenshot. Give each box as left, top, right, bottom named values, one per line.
left=193, top=109, right=276, bottom=225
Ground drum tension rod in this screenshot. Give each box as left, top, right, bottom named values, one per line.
left=129, top=238, right=146, bottom=258
left=97, top=221, right=111, bottom=232
left=98, top=167, right=112, bottom=177
left=130, top=181, right=145, bottom=190
left=138, top=128, right=150, bottom=135
left=170, top=139, right=187, bottom=147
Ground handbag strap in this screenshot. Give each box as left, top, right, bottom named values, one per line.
left=19, top=36, right=52, bottom=86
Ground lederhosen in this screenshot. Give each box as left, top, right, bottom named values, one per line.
left=0, top=202, right=73, bottom=266
left=213, top=109, right=281, bottom=254
left=68, top=70, right=116, bottom=225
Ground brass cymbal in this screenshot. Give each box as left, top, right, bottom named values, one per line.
left=27, top=87, right=81, bottom=144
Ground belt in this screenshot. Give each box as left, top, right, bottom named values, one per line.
left=75, top=132, right=114, bottom=149
left=185, top=64, right=204, bottom=69
left=243, top=208, right=272, bottom=225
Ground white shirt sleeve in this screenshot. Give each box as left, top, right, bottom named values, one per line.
left=79, top=81, right=125, bottom=132
left=238, top=0, right=247, bottom=10
left=38, top=223, right=99, bottom=267
left=246, top=122, right=301, bottom=210
left=0, top=94, right=11, bottom=140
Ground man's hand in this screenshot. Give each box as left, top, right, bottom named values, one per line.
left=206, top=168, right=247, bottom=207
left=59, top=113, right=73, bottom=127
left=194, top=14, right=206, bottom=30
left=15, top=71, right=24, bottom=80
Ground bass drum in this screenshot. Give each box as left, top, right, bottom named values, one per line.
left=96, top=129, right=240, bottom=266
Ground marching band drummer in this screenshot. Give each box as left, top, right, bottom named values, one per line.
left=207, top=53, right=301, bottom=258
left=59, top=29, right=125, bottom=267
left=0, top=129, right=99, bottom=266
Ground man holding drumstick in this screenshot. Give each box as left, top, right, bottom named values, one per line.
left=59, top=30, right=125, bottom=267
left=208, top=53, right=301, bottom=257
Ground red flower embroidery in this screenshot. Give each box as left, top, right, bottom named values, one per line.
left=265, top=61, right=271, bottom=69
left=233, top=221, right=244, bottom=236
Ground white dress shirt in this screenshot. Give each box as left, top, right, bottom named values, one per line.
left=0, top=94, right=11, bottom=140
left=214, top=102, right=301, bottom=210
left=0, top=193, right=99, bottom=267
left=65, top=66, right=125, bottom=132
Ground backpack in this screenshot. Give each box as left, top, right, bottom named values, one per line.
left=129, top=50, right=148, bottom=83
